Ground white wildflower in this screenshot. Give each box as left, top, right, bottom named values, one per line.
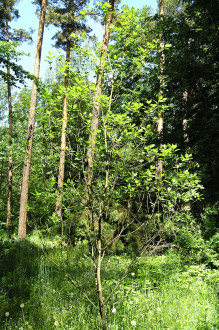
left=54, top=321, right=59, bottom=326
left=131, top=272, right=135, bottom=276
left=5, top=312, right=9, bottom=317
left=20, top=303, right=24, bottom=308
left=131, top=320, right=136, bottom=326
left=111, top=307, right=116, bottom=313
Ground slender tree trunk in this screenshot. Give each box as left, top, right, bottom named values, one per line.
left=85, top=0, right=115, bottom=190
left=182, top=89, right=191, bottom=211
left=55, top=39, right=71, bottom=224
left=18, top=0, right=47, bottom=240
left=156, top=0, right=165, bottom=177
left=97, top=235, right=107, bottom=330
left=88, top=7, right=115, bottom=325
left=182, top=89, right=189, bottom=152
left=6, top=19, right=13, bottom=227
left=96, top=124, right=110, bottom=330
left=0, top=150, right=4, bottom=196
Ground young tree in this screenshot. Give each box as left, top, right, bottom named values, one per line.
left=18, top=0, right=47, bottom=240
left=84, top=1, right=115, bottom=329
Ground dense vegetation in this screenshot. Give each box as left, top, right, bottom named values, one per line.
left=0, top=0, right=218, bottom=328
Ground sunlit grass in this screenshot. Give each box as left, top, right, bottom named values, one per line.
left=0, top=235, right=218, bottom=329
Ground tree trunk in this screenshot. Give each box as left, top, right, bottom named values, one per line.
left=18, top=0, right=47, bottom=240
left=97, top=236, right=107, bottom=330
left=6, top=19, right=13, bottom=227
left=85, top=0, right=115, bottom=190
left=182, top=89, right=189, bottom=152
left=182, top=89, right=191, bottom=211
left=156, top=0, right=165, bottom=178
left=86, top=5, right=115, bottom=328
left=55, top=38, right=71, bottom=225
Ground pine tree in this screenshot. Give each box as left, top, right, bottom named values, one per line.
left=18, top=0, right=47, bottom=240
left=46, top=0, right=89, bottom=223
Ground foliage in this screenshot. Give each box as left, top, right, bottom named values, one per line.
left=0, top=41, right=31, bottom=86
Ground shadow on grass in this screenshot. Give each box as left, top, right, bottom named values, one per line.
left=0, top=239, right=43, bottom=323
left=0, top=238, right=100, bottom=329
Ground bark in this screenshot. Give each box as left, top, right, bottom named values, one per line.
left=182, top=89, right=191, bottom=211
left=55, top=38, right=71, bottom=223
left=96, top=158, right=109, bottom=330
left=156, top=0, right=165, bottom=178
left=182, top=89, right=189, bottom=152
left=18, top=0, right=47, bottom=240
left=97, top=236, right=107, bottom=330
left=6, top=19, right=13, bottom=227
left=85, top=0, right=115, bottom=190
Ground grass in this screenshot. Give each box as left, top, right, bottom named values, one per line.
left=0, top=234, right=218, bottom=329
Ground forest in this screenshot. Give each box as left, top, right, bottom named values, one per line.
left=0, top=0, right=218, bottom=329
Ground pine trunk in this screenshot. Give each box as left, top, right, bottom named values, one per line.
left=85, top=0, right=115, bottom=190
left=55, top=39, right=71, bottom=223
left=18, top=0, right=47, bottom=240
left=6, top=19, right=13, bottom=227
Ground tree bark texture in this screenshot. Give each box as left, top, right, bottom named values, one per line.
left=55, top=38, right=71, bottom=222
left=6, top=19, right=13, bottom=227
left=18, top=0, right=47, bottom=240
left=156, top=0, right=165, bottom=177
left=85, top=0, right=115, bottom=190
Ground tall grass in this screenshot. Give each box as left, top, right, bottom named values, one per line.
left=0, top=235, right=218, bottom=329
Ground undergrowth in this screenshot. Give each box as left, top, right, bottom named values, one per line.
left=0, top=235, right=218, bottom=329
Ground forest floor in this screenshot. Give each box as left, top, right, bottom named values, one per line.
left=0, top=234, right=218, bottom=329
